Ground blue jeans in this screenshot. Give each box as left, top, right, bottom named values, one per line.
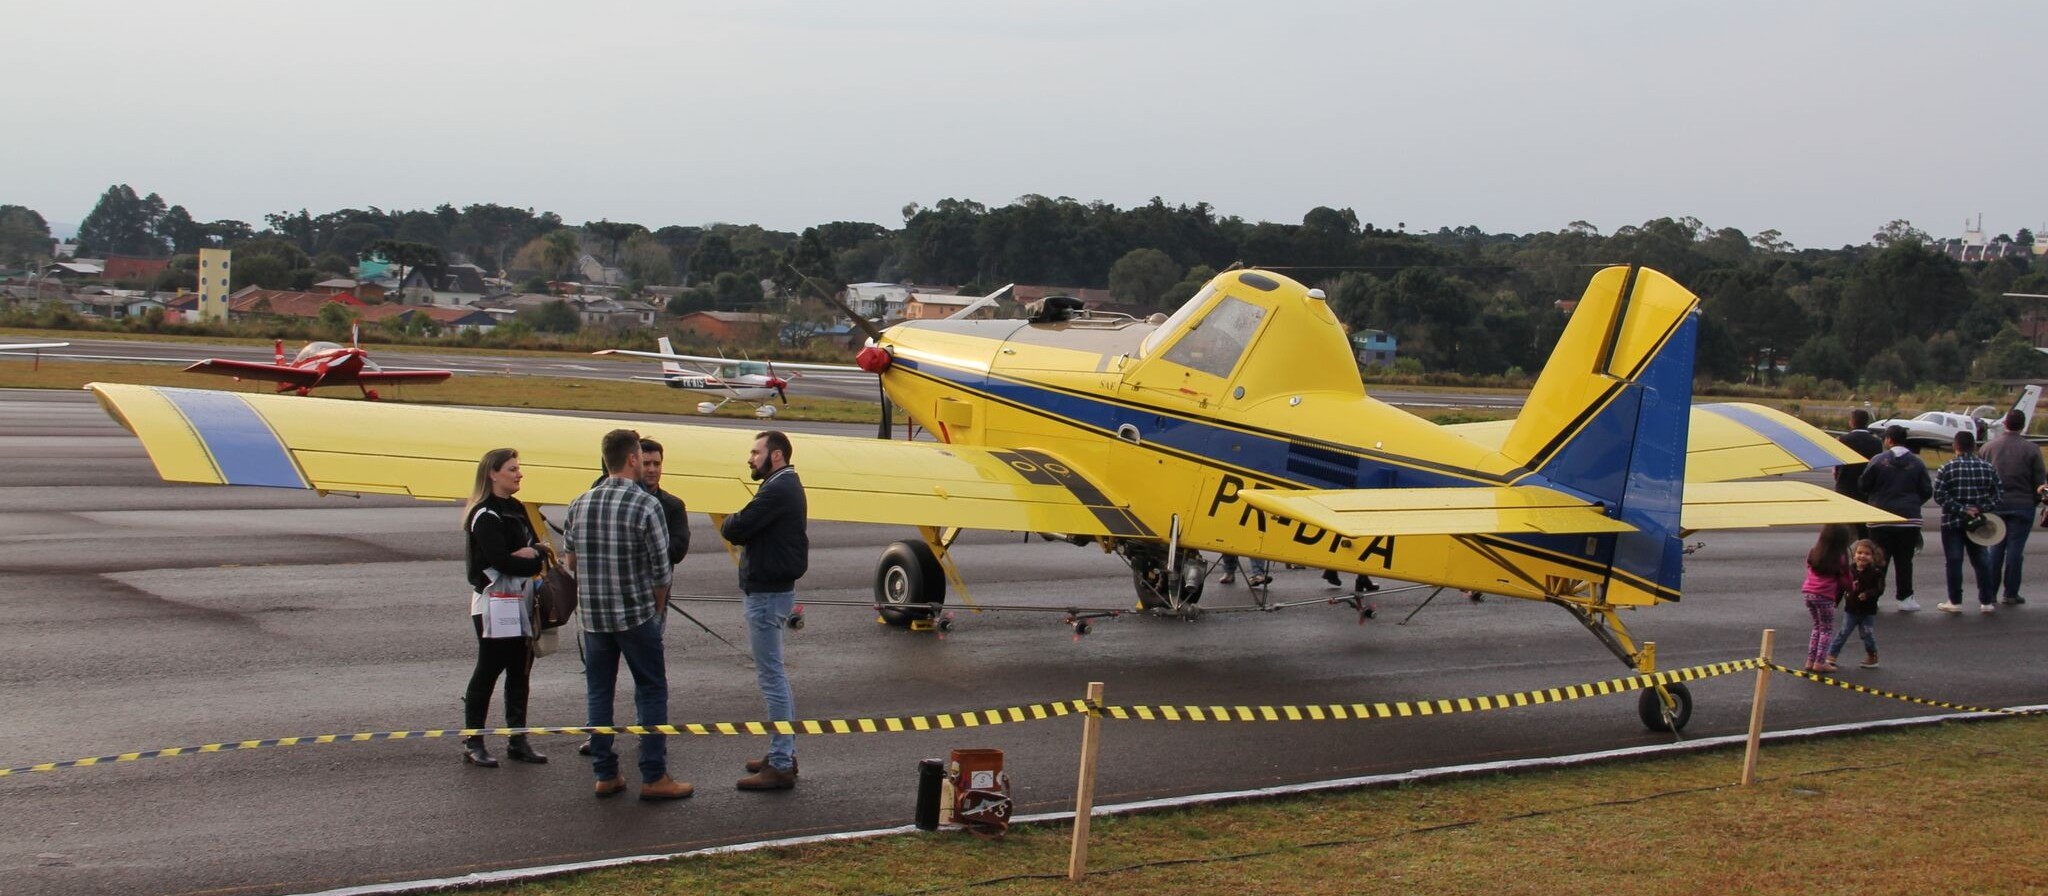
left=1940, top=526, right=1995, bottom=606
left=746, top=590, right=797, bottom=770
left=583, top=614, right=668, bottom=783
left=1986, top=510, right=2035, bottom=600
left=1829, top=610, right=1877, bottom=657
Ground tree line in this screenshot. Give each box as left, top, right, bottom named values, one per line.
left=12, top=185, right=2046, bottom=388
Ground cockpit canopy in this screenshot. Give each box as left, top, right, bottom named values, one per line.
left=294, top=342, right=343, bottom=364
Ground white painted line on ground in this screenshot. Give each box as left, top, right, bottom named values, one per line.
left=300, top=704, right=2046, bottom=895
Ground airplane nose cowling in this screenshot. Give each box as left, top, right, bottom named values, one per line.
left=856, top=345, right=892, bottom=373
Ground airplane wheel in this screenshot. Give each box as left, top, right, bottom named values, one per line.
left=1132, top=550, right=1205, bottom=610
left=875, top=541, right=946, bottom=628
left=1638, top=682, right=1693, bottom=733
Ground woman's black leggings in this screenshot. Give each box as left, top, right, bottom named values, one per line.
left=465, top=615, right=532, bottom=730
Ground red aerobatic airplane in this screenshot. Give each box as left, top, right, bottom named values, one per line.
left=183, top=326, right=452, bottom=400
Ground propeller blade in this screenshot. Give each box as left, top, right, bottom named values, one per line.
left=777, top=384, right=788, bottom=404
left=877, top=381, right=893, bottom=440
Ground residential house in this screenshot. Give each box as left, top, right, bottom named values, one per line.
left=101, top=255, right=169, bottom=284
left=357, top=303, right=498, bottom=334
left=845, top=282, right=913, bottom=319
left=228, top=287, right=365, bottom=322
left=311, top=278, right=388, bottom=302
left=902, top=293, right=997, bottom=320
left=576, top=296, right=661, bottom=329
left=41, top=261, right=104, bottom=280
left=577, top=254, right=628, bottom=286
left=398, top=263, right=491, bottom=306
left=1350, top=329, right=1399, bottom=367
left=674, top=310, right=779, bottom=343
left=72, top=289, right=167, bottom=320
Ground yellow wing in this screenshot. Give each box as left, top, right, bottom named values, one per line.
left=1447, top=402, right=1864, bottom=484
left=86, top=383, right=1152, bottom=538
left=1678, top=481, right=1900, bottom=530
left=1236, top=486, right=1636, bottom=538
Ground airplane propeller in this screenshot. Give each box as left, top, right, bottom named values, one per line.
left=787, top=264, right=894, bottom=439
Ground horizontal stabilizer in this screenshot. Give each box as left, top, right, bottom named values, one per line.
left=1235, top=486, right=1636, bottom=538
left=1679, top=481, right=1905, bottom=530
left=1445, top=402, right=1867, bottom=484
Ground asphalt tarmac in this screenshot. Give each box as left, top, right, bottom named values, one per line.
left=10, top=336, right=884, bottom=403
left=3, top=387, right=2044, bottom=896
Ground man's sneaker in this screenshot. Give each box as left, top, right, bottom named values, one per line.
left=1936, top=601, right=1963, bottom=613
left=1219, top=573, right=1236, bottom=585
left=1980, top=602, right=1997, bottom=614
left=2001, top=595, right=2026, bottom=606
left=1897, top=597, right=1923, bottom=613
left=1860, top=653, right=1880, bottom=669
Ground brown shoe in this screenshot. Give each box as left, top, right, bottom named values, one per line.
left=593, top=776, right=626, bottom=799
left=743, top=755, right=799, bottom=775
left=639, top=775, right=695, bottom=801
left=737, top=763, right=798, bottom=790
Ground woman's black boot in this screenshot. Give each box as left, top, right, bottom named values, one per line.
left=462, top=737, right=499, bottom=768
left=506, top=736, right=548, bottom=764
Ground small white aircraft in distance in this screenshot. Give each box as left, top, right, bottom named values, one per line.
left=596, top=336, right=865, bottom=417
left=1869, top=384, right=2044, bottom=449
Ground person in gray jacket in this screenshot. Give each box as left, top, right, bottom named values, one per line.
left=1859, top=425, right=1933, bottom=611
left=1979, top=409, right=2045, bottom=605
left=720, top=430, right=808, bottom=790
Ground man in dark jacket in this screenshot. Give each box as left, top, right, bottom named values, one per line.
left=638, top=438, right=690, bottom=566
left=1860, top=425, right=1933, bottom=612
left=720, top=430, right=808, bottom=790
left=1835, top=410, right=1884, bottom=537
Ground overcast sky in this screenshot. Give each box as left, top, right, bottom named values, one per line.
left=8, top=1, right=2043, bottom=249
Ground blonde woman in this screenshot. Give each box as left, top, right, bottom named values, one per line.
left=462, top=448, right=547, bottom=767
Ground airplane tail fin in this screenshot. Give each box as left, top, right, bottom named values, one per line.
left=657, top=336, right=686, bottom=377
left=2012, top=384, right=2042, bottom=432
left=1499, top=266, right=1702, bottom=604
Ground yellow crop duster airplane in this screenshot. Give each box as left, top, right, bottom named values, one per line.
left=87, top=266, right=1891, bottom=731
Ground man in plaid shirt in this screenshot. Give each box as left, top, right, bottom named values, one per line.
left=565, top=429, right=689, bottom=800
left=1932, top=429, right=2003, bottom=614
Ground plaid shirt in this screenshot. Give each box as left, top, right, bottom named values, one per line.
left=565, top=477, right=671, bottom=632
left=1932, top=453, right=2003, bottom=529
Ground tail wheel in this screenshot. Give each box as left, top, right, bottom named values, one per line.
left=1638, top=682, right=1693, bottom=733
left=875, top=540, right=945, bottom=627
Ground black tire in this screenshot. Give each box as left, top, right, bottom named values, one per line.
left=875, top=540, right=945, bottom=627
left=1133, top=551, right=1206, bottom=610
left=1638, top=682, right=1693, bottom=733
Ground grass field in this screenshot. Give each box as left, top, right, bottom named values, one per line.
left=489, top=714, right=2048, bottom=895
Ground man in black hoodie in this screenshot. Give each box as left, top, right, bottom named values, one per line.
left=720, top=430, right=808, bottom=790
left=1860, top=424, right=1933, bottom=612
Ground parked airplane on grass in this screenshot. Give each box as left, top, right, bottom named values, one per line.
left=595, top=336, right=862, bottom=416
left=1869, top=384, right=2045, bottom=449
left=181, top=326, right=452, bottom=400
left=88, top=266, right=1890, bottom=732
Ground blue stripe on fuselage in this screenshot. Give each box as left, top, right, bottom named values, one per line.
left=160, top=388, right=308, bottom=488
left=890, top=356, right=1490, bottom=490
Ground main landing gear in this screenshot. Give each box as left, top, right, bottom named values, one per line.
left=1125, top=543, right=1206, bottom=616
left=1545, top=582, right=1692, bottom=734
left=873, top=526, right=966, bottom=633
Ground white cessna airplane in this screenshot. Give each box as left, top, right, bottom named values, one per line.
left=596, top=336, right=864, bottom=416
left=1869, top=384, right=2045, bottom=449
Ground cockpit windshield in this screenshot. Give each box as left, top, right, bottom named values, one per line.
left=1139, top=283, right=1217, bottom=358
left=294, top=342, right=342, bottom=364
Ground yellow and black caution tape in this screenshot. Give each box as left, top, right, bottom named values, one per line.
left=1099, top=659, right=1759, bottom=722
left=0, top=700, right=1091, bottom=778
left=1764, top=662, right=2040, bottom=716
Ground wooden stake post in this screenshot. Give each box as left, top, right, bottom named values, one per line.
left=1740, top=629, right=1776, bottom=786
left=1068, top=681, right=1106, bottom=882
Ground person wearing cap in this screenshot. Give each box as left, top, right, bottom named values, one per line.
left=1931, top=430, right=2002, bottom=614
left=1977, top=409, right=2044, bottom=606
left=1860, top=425, right=1932, bottom=612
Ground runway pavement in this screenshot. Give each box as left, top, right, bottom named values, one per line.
left=2, top=387, right=2044, bottom=895
left=6, top=336, right=884, bottom=403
